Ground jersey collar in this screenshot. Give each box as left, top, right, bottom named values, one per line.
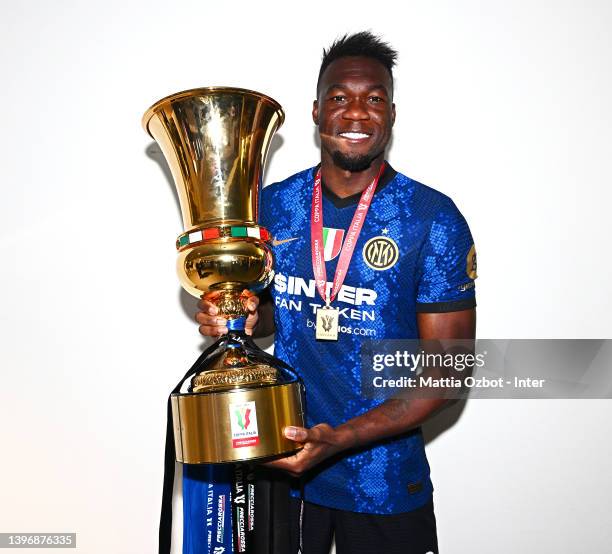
left=314, top=161, right=398, bottom=208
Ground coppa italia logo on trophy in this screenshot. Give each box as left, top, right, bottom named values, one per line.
left=229, top=401, right=260, bottom=448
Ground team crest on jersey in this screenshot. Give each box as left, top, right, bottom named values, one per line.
left=466, top=244, right=478, bottom=279
left=362, top=236, right=399, bottom=271
left=323, top=227, right=344, bottom=261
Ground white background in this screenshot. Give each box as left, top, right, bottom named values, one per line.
left=1, top=1, right=611, bottom=552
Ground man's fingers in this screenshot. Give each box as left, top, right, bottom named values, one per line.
left=199, top=295, right=258, bottom=313
left=243, top=294, right=260, bottom=335
left=244, top=312, right=259, bottom=336
left=241, top=289, right=259, bottom=312
left=198, top=324, right=228, bottom=337
left=246, top=296, right=260, bottom=312
left=262, top=457, right=302, bottom=477
left=284, top=424, right=331, bottom=443
left=197, top=291, right=259, bottom=336
left=197, top=299, right=219, bottom=315
left=195, top=312, right=226, bottom=326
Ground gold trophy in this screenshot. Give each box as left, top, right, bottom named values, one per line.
left=143, top=87, right=305, bottom=464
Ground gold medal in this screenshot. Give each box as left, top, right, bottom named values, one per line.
left=316, top=305, right=339, bottom=341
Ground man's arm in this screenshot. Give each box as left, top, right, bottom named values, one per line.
left=265, top=308, right=475, bottom=477
left=251, top=289, right=275, bottom=338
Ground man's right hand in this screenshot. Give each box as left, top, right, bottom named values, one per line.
left=196, top=294, right=260, bottom=337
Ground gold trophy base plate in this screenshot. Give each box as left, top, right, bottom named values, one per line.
left=171, top=381, right=305, bottom=463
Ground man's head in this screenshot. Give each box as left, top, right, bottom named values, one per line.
left=313, top=32, right=398, bottom=172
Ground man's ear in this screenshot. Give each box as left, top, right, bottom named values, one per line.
left=312, top=100, right=319, bottom=125
left=391, top=103, right=396, bottom=126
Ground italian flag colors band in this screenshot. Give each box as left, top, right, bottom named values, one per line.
left=177, top=225, right=271, bottom=250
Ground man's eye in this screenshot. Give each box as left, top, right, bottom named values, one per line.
left=369, top=96, right=383, bottom=103
left=331, top=95, right=346, bottom=102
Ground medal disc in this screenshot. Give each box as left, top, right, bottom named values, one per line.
left=316, top=306, right=339, bottom=341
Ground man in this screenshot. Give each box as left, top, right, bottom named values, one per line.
left=197, top=32, right=477, bottom=554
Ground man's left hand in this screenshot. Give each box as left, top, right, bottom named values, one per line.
left=263, top=424, right=349, bottom=477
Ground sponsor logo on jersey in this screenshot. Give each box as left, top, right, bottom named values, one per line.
left=229, top=401, right=259, bottom=448
left=362, top=236, right=399, bottom=271
left=271, top=236, right=299, bottom=246
left=466, top=244, right=478, bottom=279
left=274, top=273, right=377, bottom=306
left=458, top=281, right=475, bottom=292
left=322, top=227, right=344, bottom=261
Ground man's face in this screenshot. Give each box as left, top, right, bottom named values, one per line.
left=313, top=56, right=396, bottom=172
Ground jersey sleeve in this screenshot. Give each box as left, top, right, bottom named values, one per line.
left=259, top=183, right=276, bottom=230
left=415, top=198, right=477, bottom=313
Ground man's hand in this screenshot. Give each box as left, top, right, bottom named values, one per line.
left=263, top=424, right=352, bottom=477
left=195, top=291, right=259, bottom=336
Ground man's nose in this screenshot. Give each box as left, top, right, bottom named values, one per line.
left=342, top=99, right=370, bottom=120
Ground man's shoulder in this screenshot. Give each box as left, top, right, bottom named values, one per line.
left=393, top=169, right=464, bottom=220
left=260, top=166, right=315, bottom=225
left=262, top=166, right=315, bottom=197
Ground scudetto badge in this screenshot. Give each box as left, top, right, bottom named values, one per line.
left=466, top=244, right=478, bottom=279
left=362, top=236, right=399, bottom=271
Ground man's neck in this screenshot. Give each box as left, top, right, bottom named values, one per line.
left=320, top=155, right=385, bottom=199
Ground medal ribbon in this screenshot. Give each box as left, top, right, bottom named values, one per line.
left=311, top=162, right=385, bottom=305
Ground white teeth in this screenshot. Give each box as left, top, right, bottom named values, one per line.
left=340, top=132, right=369, bottom=139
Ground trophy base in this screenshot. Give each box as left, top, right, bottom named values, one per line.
left=171, top=381, right=305, bottom=463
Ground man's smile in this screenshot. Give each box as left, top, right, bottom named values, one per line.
left=338, top=131, right=372, bottom=142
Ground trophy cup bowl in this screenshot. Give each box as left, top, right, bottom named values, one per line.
left=143, top=87, right=305, bottom=464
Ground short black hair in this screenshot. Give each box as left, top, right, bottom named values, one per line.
left=317, top=31, right=398, bottom=93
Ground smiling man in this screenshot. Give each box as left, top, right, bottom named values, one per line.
left=197, top=32, right=477, bottom=554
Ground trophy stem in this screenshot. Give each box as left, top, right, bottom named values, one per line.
left=225, top=331, right=249, bottom=367
left=189, top=332, right=280, bottom=393
left=205, top=289, right=251, bottom=325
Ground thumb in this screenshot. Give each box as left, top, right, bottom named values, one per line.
left=284, top=426, right=309, bottom=442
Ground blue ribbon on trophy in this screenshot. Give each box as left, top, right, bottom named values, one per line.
left=183, top=465, right=233, bottom=553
